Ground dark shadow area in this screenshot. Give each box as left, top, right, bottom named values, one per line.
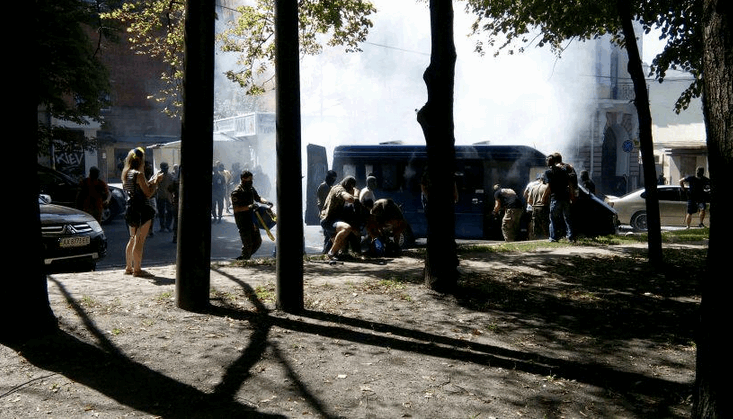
left=3, top=247, right=697, bottom=418
left=3, top=278, right=283, bottom=419
left=453, top=246, right=702, bottom=346
left=149, top=274, right=176, bottom=286
left=207, top=271, right=336, bottom=418
left=209, top=267, right=691, bottom=419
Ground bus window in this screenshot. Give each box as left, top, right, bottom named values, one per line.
left=342, top=164, right=357, bottom=179
left=456, top=160, right=483, bottom=197
left=381, top=163, right=400, bottom=191
left=404, top=163, right=423, bottom=194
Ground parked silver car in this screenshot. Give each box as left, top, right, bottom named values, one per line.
left=607, top=185, right=709, bottom=231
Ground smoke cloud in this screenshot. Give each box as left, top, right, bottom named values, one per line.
left=215, top=0, right=663, bottom=173
left=297, top=0, right=600, bottom=161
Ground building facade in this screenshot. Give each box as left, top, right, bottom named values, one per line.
left=566, top=34, right=706, bottom=198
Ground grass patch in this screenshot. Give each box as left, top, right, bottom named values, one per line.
left=230, top=257, right=276, bottom=267
left=79, top=295, right=97, bottom=307
left=662, top=227, right=709, bottom=242
left=254, top=284, right=276, bottom=303
left=458, top=229, right=708, bottom=256
left=378, top=277, right=408, bottom=291
left=155, top=291, right=173, bottom=302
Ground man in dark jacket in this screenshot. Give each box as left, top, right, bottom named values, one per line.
left=543, top=152, right=577, bottom=242
left=231, top=170, right=272, bottom=260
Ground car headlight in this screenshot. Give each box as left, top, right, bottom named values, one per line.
left=88, top=220, right=104, bottom=233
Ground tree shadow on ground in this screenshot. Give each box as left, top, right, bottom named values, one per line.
left=209, top=266, right=692, bottom=418
left=453, top=246, right=702, bottom=346
left=3, top=246, right=698, bottom=418
left=3, top=278, right=284, bottom=419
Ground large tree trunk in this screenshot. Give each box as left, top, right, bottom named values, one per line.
left=274, top=0, right=304, bottom=313
left=3, top=53, right=58, bottom=341
left=417, top=0, right=459, bottom=292
left=617, top=0, right=663, bottom=265
left=693, top=0, right=733, bottom=416
left=175, top=0, right=216, bottom=311
left=2, top=4, right=58, bottom=341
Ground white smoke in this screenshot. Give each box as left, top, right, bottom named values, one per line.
left=215, top=0, right=664, bottom=171
left=297, top=0, right=598, bottom=161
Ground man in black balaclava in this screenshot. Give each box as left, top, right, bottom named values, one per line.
left=231, top=170, right=272, bottom=260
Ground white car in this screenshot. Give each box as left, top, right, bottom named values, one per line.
left=607, top=185, right=709, bottom=231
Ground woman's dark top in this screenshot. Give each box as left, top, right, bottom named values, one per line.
left=124, top=169, right=155, bottom=228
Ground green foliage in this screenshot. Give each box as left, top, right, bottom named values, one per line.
left=464, top=0, right=703, bottom=112
left=458, top=228, right=708, bottom=256
left=464, top=0, right=620, bottom=57
left=103, top=0, right=376, bottom=111
left=638, top=0, right=703, bottom=112
left=37, top=0, right=113, bottom=151
left=102, top=0, right=185, bottom=116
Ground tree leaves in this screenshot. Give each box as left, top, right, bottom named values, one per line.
left=464, top=0, right=704, bottom=112
left=103, top=0, right=376, bottom=112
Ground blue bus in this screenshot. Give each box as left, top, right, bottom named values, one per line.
left=306, top=143, right=550, bottom=241
left=305, top=143, right=617, bottom=243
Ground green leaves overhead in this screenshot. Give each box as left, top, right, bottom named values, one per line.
left=38, top=0, right=112, bottom=125
left=465, top=0, right=620, bottom=57
left=218, top=0, right=375, bottom=95
left=464, top=0, right=703, bottom=112
left=103, top=0, right=186, bottom=115
left=104, top=0, right=376, bottom=107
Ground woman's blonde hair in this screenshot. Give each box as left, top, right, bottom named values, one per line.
left=122, top=147, right=145, bottom=181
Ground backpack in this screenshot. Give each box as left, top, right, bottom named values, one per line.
left=560, top=163, right=579, bottom=199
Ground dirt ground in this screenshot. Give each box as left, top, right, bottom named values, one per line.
left=1, top=241, right=703, bottom=419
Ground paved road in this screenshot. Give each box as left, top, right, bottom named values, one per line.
left=97, top=213, right=326, bottom=270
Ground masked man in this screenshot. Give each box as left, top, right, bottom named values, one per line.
left=231, top=170, right=272, bottom=260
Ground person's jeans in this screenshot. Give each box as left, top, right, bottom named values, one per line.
left=549, top=199, right=573, bottom=241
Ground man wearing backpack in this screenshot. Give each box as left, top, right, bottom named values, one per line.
left=542, top=152, right=578, bottom=242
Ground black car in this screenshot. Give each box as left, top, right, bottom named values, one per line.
left=39, top=195, right=107, bottom=272
left=38, top=164, right=126, bottom=223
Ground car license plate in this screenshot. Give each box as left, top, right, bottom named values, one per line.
left=60, top=236, right=91, bottom=248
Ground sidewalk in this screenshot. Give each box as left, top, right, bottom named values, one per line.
left=1, top=245, right=698, bottom=418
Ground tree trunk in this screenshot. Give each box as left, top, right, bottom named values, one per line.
left=274, top=0, right=304, bottom=313
left=2, top=8, right=58, bottom=341
left=417, top=0, right=459, bottom=292
left=3, top=67, right=58, bottom=342
left=617, top=0, right=663, bottom=266
left=693, top=0, right=733, bottom=416
left=175, top=0, right=216, bottom=312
